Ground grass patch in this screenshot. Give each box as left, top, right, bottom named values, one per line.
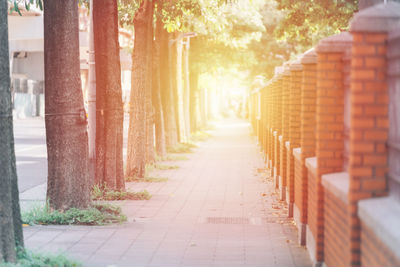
left=155, top=153, right=189, bottom=161
left=154, top=164, right=179, bottom=170
left=167, top=142, right=197, bottom=153
left=0, top=248, right=81, bottom=267
left=22, top=203, right=126, bottom=226
left=190, top=131, right=212, bottom=142
left=146, top=163, right=179, bottom=171
left=92, top=185, right=151, bottom=201
left=126, top=176, right=168, bottom=183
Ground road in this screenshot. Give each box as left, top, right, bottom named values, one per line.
left=14, top=115, right=130, bottom=193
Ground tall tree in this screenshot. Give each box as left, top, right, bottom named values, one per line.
left=93, top=0, right=125, bottom=190
left=0, top=1, right=23, bottom=262
left=44, top=0, right=90, bottom=210
left=126, top=0, right=154, bottom=178
left=145, top=1, right=155, bottom=164
left=183, top=37, right=191, bottom=137
left=153, top=13, right=167, bottom=157
left=160, top=27, right=178, bottom=148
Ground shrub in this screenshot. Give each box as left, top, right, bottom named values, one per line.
left=22, top=203, right=126, bottom=226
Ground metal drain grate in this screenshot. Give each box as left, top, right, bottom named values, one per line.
left=202, top=217, right=288, bottom=225
left=205, top=217, right=250, bottom=224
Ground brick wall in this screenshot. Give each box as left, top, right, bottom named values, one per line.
left=349, top=30, right=390, bottom=267
left=286, top=64, right=302, bottom=216
left=274, top=78, right=282, bottom=187
left=360, top=222, right=400, bottom=267
left=280, top=70, right=291, bottom=200
left=249, top=3, right=400, bottom=267
left=324, top=189, right=350, bottom=267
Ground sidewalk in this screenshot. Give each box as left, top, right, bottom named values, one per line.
left=23, top=119, right=311, bottom=267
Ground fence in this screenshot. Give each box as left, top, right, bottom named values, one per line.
left=250, top=2, right=400, bottom=266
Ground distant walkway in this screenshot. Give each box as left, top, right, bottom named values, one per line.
left=23, top=118, right=311, bottom=267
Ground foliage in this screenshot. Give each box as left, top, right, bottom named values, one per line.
left=92, top=185, right=151, bottom=201
left=0, top=248, right=81, bottom=267
left=22, top=203, right=126, bottom=226
left=274, top=0, right=357, bottom=52
left=167, top=142, right=197, bottom=153
left=126, top=176, right=169, bottom=183
left=247, top=0, right=290, bottom=79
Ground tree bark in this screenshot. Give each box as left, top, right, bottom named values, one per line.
left=189, top=71, right=199, bottom=132
left=169, top=33, right=181, bottom=143
left=127, top=1, right=152, bottom=178
left=183, top=38, right=191, bottom=138
left=153, top=16, right=167, bottom=158
left=145, top=1, right=155, bottom=164
left=44, top=0, right=90, bottom=210
left=93, top=0, right=125, bottom=190
left=160, top=29, right=178, bottom=148
left=175, top=35, right=186, bottom=142
left=0, top=1, right=23, bottom=262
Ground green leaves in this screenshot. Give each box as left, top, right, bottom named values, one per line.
left=274, top=0, right=357, bottom=52
left=8, top=0, right=43, bottom=16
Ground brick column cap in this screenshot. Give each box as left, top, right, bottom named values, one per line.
left=289, top=59, right=303, bottom=71
left=275, top=66, right=285, bottom=76
left=301, top=48, right=317, bottom=64
left=283, top=65, right=291, bottom=76
left=350, top=2, right=400, bottom=33
left=316, top=32, right=352, bottom=53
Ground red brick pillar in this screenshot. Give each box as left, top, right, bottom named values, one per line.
left=274, top=76, right=283, bottom=188
left=348, top=3, right=400, bottom=266
left=269, top=82, right=274, bottom=171
left=286, top=61, right=302, bottom=217
left=262, top=86, right=268, bottom=160
left=316, top=32, right=352, bottom=267
left=301, top=49, right=323, bottom=263
left=279, top=67, right=291, bottom=201
left=292, top=50, right=318, bottom=247
left=259, top=88, right=264, bottom=151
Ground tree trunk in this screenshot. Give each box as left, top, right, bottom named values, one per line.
left=44, top=0, right=90, bottom=210
left=0, top=1, right=23, bottom=262
left=183, top=38, right=191, bottom=138
left=153, top=17, right=167, bottom=158
left=200, top=87, right=207, bottom=128
left=88, top=0, right=96, bottom=186
left=93, top=0, right=125, bottom=190
left=189, top=72, right=199, bottom=132
left=169, top=33, right=181, bottom=143
left=160, top=29, right=178, bottom=148
left=127, top=1, right=152, bottom=178
left=175, top=35, right=186, bottom=143
left=145, top=1, right=155, bottom=164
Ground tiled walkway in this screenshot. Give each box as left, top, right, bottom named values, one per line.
left=24, top=119, right=311, bottom=267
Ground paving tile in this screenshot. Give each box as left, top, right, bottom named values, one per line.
left=23, top=119, right=311, bottom=267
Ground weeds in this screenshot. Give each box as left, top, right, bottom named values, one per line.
left=167, top=142, right=197, bottom=153
left=92, top=185, right=151, bottom=201
left=190, top=131, right=212, bottom=142
left=126, top=176, right=168, bottom=183
left=22, top=203, right=126, bottom=226
left=0, top=248, right=81, bottom=267
left=155, top=153, right=189, bottom=161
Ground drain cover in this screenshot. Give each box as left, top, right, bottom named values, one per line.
left=205, top=217, right=250, bottom=224
left=201, top=217, right=287, bottom=225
